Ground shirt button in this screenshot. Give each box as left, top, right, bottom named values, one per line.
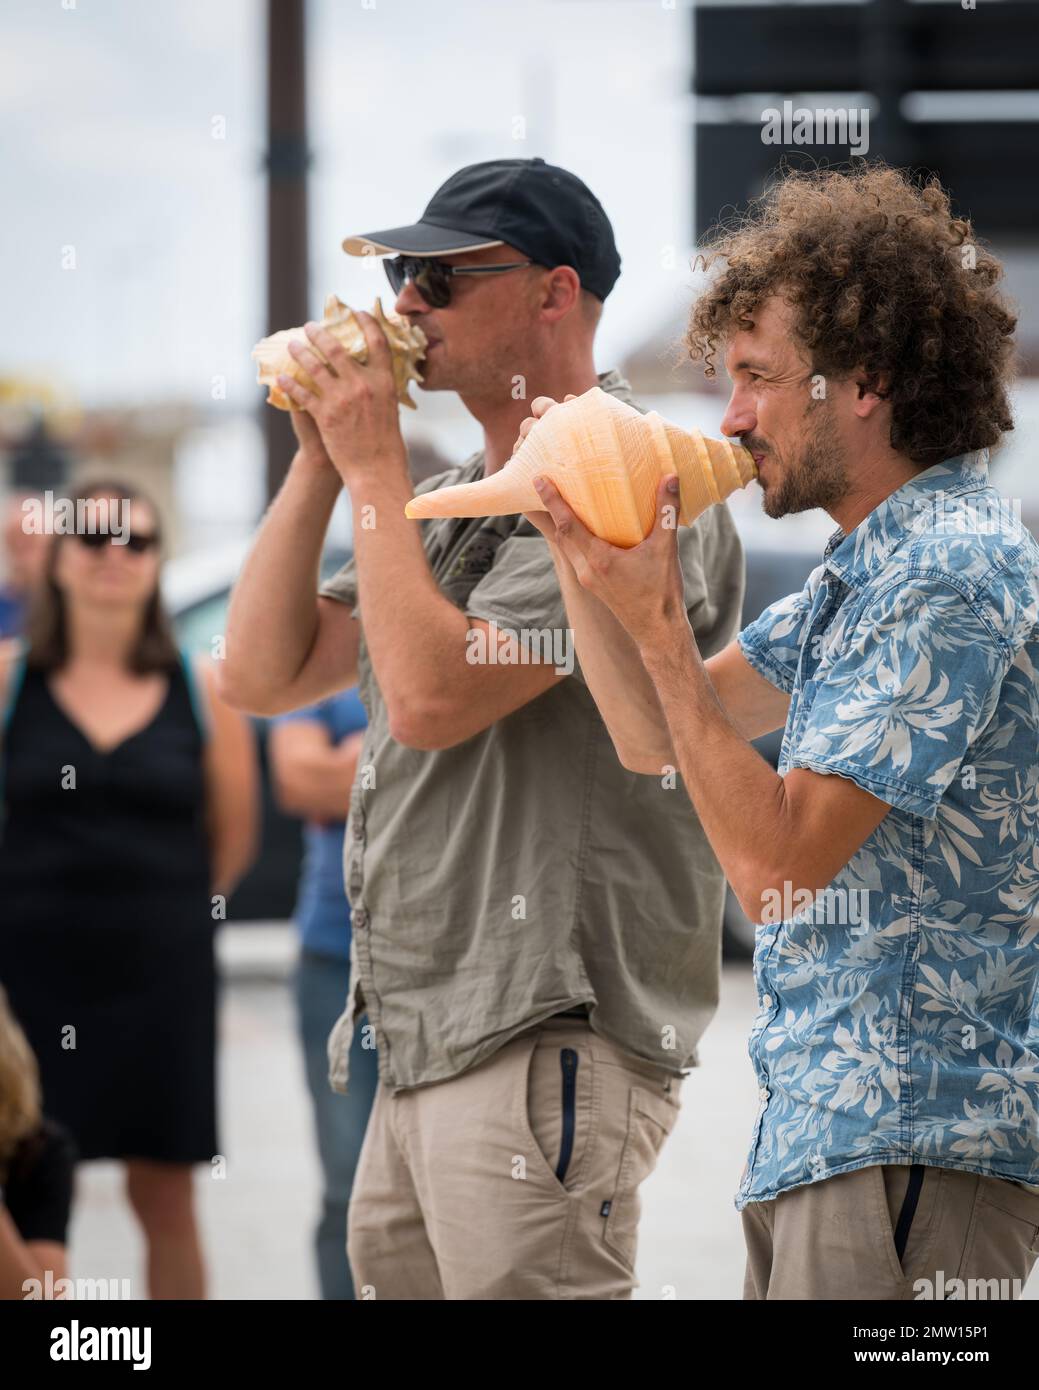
left=352, top=820, right=364, bottom=840
left=353, top=909, right=369, bottom=930
left=761, top=994, right=772, bottom=1009
left=758, top=1087, right=769, bottom=1102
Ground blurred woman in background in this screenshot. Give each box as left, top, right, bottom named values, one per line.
left=0, top=984, right=75, bottom=1300
left=0, top=480, right=259, bottom=1299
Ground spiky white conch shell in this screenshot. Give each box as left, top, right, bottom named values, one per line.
left=404, top=386, right=757, bottom=547
left=251, top=295, right=427, bottom=411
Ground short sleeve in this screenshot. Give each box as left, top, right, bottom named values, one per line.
left=465, top=511, right=746, bottom=686
left=319, top=555, right=358, bottom=613
left=462, top=523, right=585, bottom=680
left=318, top=465, right=463, bottom=614
left=787, top=579, right=1012, bottom=818
left=464, top=522, right=569, bottom=634
left=737, top=565, right=823, bottom=695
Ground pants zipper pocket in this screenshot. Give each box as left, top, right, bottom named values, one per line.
left=555, top=1047, right=579, bottom=1183
left=894, top=1164, right=926, bottom=1262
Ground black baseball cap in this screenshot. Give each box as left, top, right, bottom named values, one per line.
left=341, top=157, right=622, bottom=302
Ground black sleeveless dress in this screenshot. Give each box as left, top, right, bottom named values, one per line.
left=0, top=658, right=217, bottom=1163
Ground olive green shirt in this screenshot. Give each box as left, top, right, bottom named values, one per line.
left=320, top=370, right=746, bottom=1094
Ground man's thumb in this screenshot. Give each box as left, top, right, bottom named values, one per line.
left=653, top=474, right=681, bottom=537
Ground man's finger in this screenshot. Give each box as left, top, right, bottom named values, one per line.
left=289, top=405, right=323, bottom=445
left=287, top=336, right=332, bottom=382
left=646, top=473, right=682, bottom=549
left=304, top=322, right=357, bottom=377
left=531, top=475, right=598, bottom=562
left=514, top=416, right=538, bottom=449
left=521, top=508, right=557, bottom=543
left=530, top=395, right=560, bottom=419
left=277, top=373, right=318, bottom=409
left=354, top=309, right=393, bottom=372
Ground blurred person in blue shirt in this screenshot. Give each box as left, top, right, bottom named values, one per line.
left=0, top=493, right=52, bottom=641
left=269, top=686, right=378, bottom=1301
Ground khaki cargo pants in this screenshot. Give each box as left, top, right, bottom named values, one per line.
left=742, top=1163, right=1039, bottom=1299
left=347, top=1015, right=682, bottom=1299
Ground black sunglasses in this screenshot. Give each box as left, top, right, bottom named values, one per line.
left=384, top=255, right=535, bottom=308
left=75, top=530, right=160, bottom=554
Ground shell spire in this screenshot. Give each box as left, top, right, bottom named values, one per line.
left=660, top=420, right=759, bottom=527
left=404, top=386, right=757, bottom=547
left=252, top=295, right=427, bottom=411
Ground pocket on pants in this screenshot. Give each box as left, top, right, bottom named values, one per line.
left=876, top=1164, right=928, bottom=1284
left=957, top=1176, right=1039, bottom=1294
left=603, top=1085, right=680, bottom=1271
left=524, top=1035, right=595, bottom=1196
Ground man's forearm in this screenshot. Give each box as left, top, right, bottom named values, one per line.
left=549, top=542, right=673, bottom=769
left=223, top=454, right=342, bottom=705
left=639, top=618, right=792, bottom=915
left=348, top=456, right=475, bottom=722
left=279, top=738, right=363, bottom=821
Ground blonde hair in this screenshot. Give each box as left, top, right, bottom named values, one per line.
left=0, top=985, right=42, bottom=1174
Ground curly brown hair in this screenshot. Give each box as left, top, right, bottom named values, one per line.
left=686, top=163, right=1017, bottom=468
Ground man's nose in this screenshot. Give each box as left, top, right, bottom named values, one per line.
left=393, top=278, right=431, bottom=317
left=720, top=389, right=755, bottom=442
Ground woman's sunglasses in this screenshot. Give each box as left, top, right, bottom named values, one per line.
left=384, top=255, right=535, bottom=309
left=75, top=530, right=160, bottom=554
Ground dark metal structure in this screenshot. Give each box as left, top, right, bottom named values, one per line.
left=263, top=0, right=310, bottom=501
left=693, top=0, right=1039, bottom=240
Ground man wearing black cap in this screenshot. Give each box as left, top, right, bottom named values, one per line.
left=221, top=158, right=745, bottom=1299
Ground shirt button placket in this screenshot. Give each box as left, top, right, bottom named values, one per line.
left=347, top=804, right=365, bottom=902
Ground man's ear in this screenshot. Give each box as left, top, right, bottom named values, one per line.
left=541, top=266, right=581, bottom=322
left=853, top=368, right=890, bottom=417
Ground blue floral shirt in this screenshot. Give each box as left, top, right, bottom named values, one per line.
left=734, top=451, right=1039, bottom=1209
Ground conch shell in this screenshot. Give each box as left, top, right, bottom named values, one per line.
left=404, top=386, right=757, bottom=546
left=252, top=295, right=426, bottom=410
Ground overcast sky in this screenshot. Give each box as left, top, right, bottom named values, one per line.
left=2, top=0, right=700, bottom=412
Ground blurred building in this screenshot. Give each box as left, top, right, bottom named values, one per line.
left=688, top=0, right=1039, bottom=372
left=0, top=384, right=205, bottom=557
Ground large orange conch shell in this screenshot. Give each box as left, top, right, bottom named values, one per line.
left=252, top=295, right=426, bottom=410
left=404, top=386, right=757, bottom=546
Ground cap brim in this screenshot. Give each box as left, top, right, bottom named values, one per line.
left=342, top=222, right=504, bottom=257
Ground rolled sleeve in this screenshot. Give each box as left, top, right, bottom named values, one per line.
left=318, top=555, right=358, bottom=613
left=465, top=527, right=569, bottom=633
left=319, top=467, right=461, bottom=616
left=787, top=579, right=1011, bottom=818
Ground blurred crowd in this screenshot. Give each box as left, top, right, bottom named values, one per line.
left=0, top=485, right=370, bottom=1300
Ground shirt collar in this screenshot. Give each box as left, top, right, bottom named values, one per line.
left=462, top=369, right=634, bottom=477
left=821, top=450, right=991, bottom=587
left=597, top=367, right=635, bottom=402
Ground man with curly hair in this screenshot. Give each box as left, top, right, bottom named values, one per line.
left=527, top=164, right=1039, bottom=1300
